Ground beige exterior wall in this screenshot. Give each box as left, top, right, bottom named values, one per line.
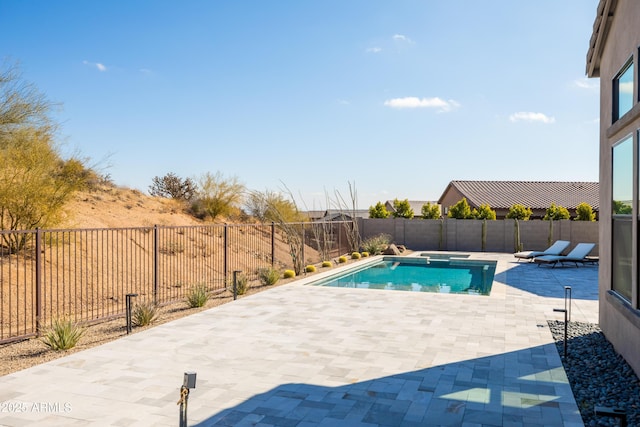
left=595, top=0, right=640, bottom=377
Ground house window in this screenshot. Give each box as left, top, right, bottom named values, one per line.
left=612, top=136, right=633, bottom=301
left=613, top=59, right=634, bottom=122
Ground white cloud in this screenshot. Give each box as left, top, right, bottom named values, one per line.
left=574, top=77, right=599, bottom=90
left=83, top=60, right=107, bottom=72
left=392, top=34, right=413, bottom=43
left=509, top=112, right=556, bottom=124
left=366, top=47, right=382, bottom=53
left=337, top=99, right=350, bottom=105
left=620, top=81, right=634, bottom=94
left=384, top=97, right=460, bottom=112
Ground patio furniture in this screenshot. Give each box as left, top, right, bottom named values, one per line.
left=513, top=240, right=570, bottom=262
left=533, top=243, right=597, bottom=267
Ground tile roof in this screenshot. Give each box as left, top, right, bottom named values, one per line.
left=439, top=180, right=599, bottom=211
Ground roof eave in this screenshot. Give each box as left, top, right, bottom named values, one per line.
left=586, top=0, right=618, bottom=78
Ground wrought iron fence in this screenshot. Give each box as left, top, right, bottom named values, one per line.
left=0, top=221, right=354, bottom=344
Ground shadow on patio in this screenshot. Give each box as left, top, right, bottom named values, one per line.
left=192, top=344, right=579, bottom=427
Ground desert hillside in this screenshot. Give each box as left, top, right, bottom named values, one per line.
left=60, top=185, right=203, bottom=229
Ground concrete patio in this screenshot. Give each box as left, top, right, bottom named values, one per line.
left=0, top=252, right=598, bottom=426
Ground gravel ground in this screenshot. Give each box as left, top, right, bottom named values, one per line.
left=548, top=320, right=640, bottom=426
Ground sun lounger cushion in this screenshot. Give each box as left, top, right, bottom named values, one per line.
left=533, top=243, right=596, bottom=267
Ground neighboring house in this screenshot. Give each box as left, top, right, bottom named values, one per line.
left=384, top=200, right=440, bottom=218
left=587, top=0, right=640, bottom=376
left=437, top=180, right=599, bottom=219
left=305, top=209, right=369, bottom=221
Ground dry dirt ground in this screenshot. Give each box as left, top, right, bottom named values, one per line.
left=0, top=185, right=357, bottom=376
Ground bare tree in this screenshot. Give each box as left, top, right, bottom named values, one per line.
left=332, top=181, right=361, bottom=252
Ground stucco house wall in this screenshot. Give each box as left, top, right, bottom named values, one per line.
left=588, top=0, right=640, bottom=376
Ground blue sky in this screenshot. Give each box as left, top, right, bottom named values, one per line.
left=1, top=1, right=601, bottom=210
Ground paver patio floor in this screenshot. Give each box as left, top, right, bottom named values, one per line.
left=0, top=253, right=598, bottom=426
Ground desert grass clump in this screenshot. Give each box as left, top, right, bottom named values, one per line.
left=338, top=256, right=348, bottom=264
left=186, top=283, right=209, bottom=308
left=361, top=251, right=369, bottom=257
left=361, top=233, right=392, bottom=255
left=321, top=260, right=332, bottom=268
left=40, top=317, right=85, bottom=351
left=132, top=301, right=158, bottom=327
left=305, top=265, right=317, bottom=273
left=258, top=267, right=281, bottom=286
left=351, top=252, right=361, bottom=260
left=283, top=269, right=296, bottom=279
left=234, top=273, right=248, bottom=295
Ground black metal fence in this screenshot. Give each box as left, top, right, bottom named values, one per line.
left=0, top=221, right=354, bottom=344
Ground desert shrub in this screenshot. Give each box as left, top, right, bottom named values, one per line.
left=159, top=241, right=184, bottom=255
left=421, top=202, right=441, bottom=219
left=575, top=202, right=596, bottom=221
left=40, top=317, right=84, bottom=351
left=369, top=201, right=390, bottom=218
left=361, top=234, right=391, bottom=255
left=361, top=251, right=369, bottom=257
left=132, top=301, right=158, bottom=327
left=338, top=256, right=347, bottom=263
left=258, top=267, right=281, bottom=285
left=149, top=172, right=197, bottom=201
left=506, top=204, right=532, bottom=220
left=321, top=260, right=333, bottom=268
left=234, top=273, right=248, bottom=295
left=544, top=203, right=570, bottom=220
left=305, top=265, right=317, bottom=273
left=186, top=284, right=209, bottom=308
left=283, top=269, right=296, bottom=279
left=351, top=252, right=361, bottom=259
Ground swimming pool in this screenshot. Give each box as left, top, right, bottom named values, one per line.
left=311, top=256, right=496, bottom=295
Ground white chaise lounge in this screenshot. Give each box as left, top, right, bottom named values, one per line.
left=533, top=243, right=596, bottom=267
left=513, top=240, right=570, bottom=262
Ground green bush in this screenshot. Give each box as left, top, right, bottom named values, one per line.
left=361, top=252, right=369, bottom=257
left=351, top=252, right=361, bottom=259
left=392, top=198, right=414, bottom=219
left=360, top=234, right=391, bottom=255
left=575, top=202, right=596, bottom=221
left=473, top=203, right=496, bottom=220
left=283, top=269, right=296, bottom=279
left=132, top=301, right=158, bottom=327
left=368, top=201, right=390, bottom=218
left=448, top=198, right=474, bottom=219
left=321, top=260, right=333, bottom=268
left=258, top=267, right=281, bottom=286
left=421, top=202, right=441, bottom=219
left=186, top=284, right=209, bottom=308
left=40, top=317, right=85, bottom=351
left=506, top=204, right=532, bottom=220
left=338, top=256, right=347, bottom=263
left=305, top=265, right=317, bottom=273
left=544, top=203, right=570, bottom=220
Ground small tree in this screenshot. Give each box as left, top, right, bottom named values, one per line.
left=421, top=202, right=440, bottom=219
left=473, top=203, right=496, bottom=220
left=191, top=172, right=245, bottom=220
left=392, top=198, right=414, bottom=219
left=575, top=202, right=596, bottom=221
left=149, top=172, right=197, bottom=201
left=448, top=198, right=474, bottom=219
left=506, top=204, right=532, bottom=220
left=613, top=200, right=632, bottom=215
left=369, top=201, right=390, bottom=218
left=543, top=202, right=570, bottom=220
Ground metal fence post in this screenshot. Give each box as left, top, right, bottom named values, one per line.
left=301, top=224, right=305, bottom=268
left=223, top=224, right=228, bottom=287
left=271, top=222, right=275, bottom=268
left=153, top=225, right=159, bottom=305
left=35, top=228, right=42, bottom=335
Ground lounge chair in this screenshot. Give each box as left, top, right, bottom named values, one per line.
left=533, top=243, right=596, bottom=267
left=513, top=240, right=570, bottom=262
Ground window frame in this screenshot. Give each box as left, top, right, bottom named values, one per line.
left=613, top=57, right=635, bottom=123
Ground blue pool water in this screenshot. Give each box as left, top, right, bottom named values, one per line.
left=312, top=257, right=496, bottom=295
